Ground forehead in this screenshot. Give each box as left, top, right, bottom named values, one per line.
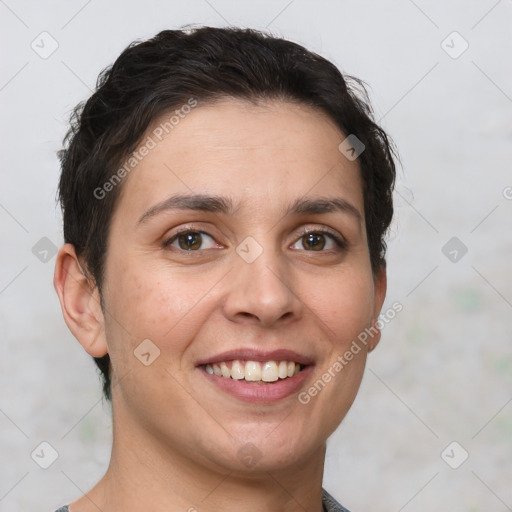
left=113, top=98, right=364, bottom=223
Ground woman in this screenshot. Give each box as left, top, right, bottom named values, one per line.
left=53, top=26, right=397, bottom=512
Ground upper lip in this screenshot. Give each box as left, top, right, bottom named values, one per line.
left=195, top=348, right=315, bottom=367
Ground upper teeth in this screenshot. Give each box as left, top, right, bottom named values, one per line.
left=204, top=360, right=302, bottom=382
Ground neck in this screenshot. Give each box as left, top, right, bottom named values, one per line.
left=70, top=400, right=327, bottom=512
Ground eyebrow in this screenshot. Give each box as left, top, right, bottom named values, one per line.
left=287, top=197, right=362, bottom=223
left=137, top=193, right=362, bottom=225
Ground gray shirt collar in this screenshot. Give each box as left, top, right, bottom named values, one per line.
left=55, top=489, right=350, bottom=512
left=322, top=487, right=351, bottom=512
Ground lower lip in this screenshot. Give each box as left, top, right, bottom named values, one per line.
left=198, top=365, right=313, bottom=403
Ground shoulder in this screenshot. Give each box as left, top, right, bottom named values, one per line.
left=51, top=506, right=69, bottom=512
left=322, top=488, right=352, bottom=512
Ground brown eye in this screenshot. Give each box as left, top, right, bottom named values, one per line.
left=290, top=230, right=345, bottom=252
left=165, top=230, right=217, bottom=251
left=302, top=232, right=326, bottom=251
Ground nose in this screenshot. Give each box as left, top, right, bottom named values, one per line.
left=222, top=244, right=303, bottom=327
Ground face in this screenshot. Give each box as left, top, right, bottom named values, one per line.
left=94, top=98, right=385, bottom=473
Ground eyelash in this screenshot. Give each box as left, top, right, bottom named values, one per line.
left=163, top=226, right=347, bottom=253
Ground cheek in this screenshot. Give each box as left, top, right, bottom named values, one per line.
left=102, top=257, right=220, bottom=365
left=304, top=268, right=375, bottom=345
left=294, top=272, right=374, bottom=437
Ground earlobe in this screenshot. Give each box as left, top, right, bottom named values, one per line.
left=368, top=267, right=387, bottom=352
left=53, top=244, right=108, bottom=358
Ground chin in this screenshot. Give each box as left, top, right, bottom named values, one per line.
left=207, top=427, right=323, bottom=475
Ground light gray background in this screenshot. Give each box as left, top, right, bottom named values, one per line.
left=1, top=1, right=511, bottom=511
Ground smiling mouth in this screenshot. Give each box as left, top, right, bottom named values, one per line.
left=203, top=360, right=306, bottom=384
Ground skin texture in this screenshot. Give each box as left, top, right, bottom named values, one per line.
left=54, top=98, right=386, bottom=512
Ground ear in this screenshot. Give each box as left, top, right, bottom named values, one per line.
left=367, top=266, right=387, bottom=352
left=53, top=244, right=108, bottom=358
